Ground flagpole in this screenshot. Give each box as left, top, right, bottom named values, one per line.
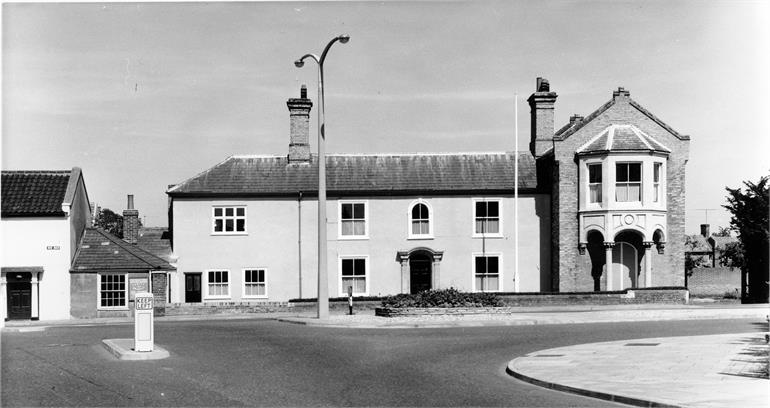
left=514, top=93, right=519, bottom=292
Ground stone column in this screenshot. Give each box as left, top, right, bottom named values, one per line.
left=431, top=252, right=444, bottom=290
left=604, top=242, right=615, bottom=291
left=31, top=273, right=39, bottom=320
left=397, top=253, right=410, bottom=294
left=643, top=241, right=654, bottom=288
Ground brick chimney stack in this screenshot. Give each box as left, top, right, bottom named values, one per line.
left=528, top=77, right=558, bottom=158
left=286, top=85, right=313, bottom=163
left=123, top=194, right=139, bottom=244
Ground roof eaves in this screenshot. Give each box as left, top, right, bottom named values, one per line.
left=167, top=155, right=239, bottom=194
left=629, top=99, right=690, bottom=140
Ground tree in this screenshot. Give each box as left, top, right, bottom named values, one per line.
left=94, top=208, right=142, bottom=238
left=713, top=226, right=733, bottom=237
left=684, top=235, right=710, bottom=278
left=723, top=176, right=769, bottom=303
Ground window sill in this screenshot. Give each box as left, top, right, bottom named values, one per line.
left=242, top=295, right=269, bottom=300
left=407, top=235, right=434, bottom=240
left=211, top=232, right=248, bottom=236
left=97, top=306, right=129, bottom=311
left=204, top=296, right=231, bottom=301
left=472, top=234, right=504, bottom=239
left=338, top=235, right=369, bottom=241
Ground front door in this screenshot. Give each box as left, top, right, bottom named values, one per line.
left=410, top=257, right=432, bottom=294
left=7, top=281, right=31, bottom=320
left=185, top=273, right=202, bottom=303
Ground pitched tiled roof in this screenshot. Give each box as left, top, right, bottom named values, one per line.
left=72, top=228, right=175, bottom=272
left=137, top=227, right=176, bottom=264
left=555, top=89, right=690, bottom=141
left=1, top=169, right=79, bottom=216
left=710, top=235, right=738, bottom=251
left=686, top=234, right=713, bottom=253
left=168, top=152, right=537, bottom=196
left=577, top=125, right=671, bottom=155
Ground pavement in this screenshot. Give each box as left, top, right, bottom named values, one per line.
left=3, top=303, right=769, bottom=407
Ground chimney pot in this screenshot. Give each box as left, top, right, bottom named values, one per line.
left=300, top=84, right=307, bottom=99
left=700, top=224, right=710, bottom=238
left=127, top=194, right=134, bottom=210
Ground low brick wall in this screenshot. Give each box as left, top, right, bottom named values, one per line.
left=688, top=267, right=740, bottom=297
left=166, top=301, right=292, bottom=315
left=291, top=300, right=382, bottom=312
left=376, top=288, right=689, bottom=317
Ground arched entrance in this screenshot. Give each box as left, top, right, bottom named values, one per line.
left=409, top=253, right=432, bottom=294
left=396, top=247, right=444, bottom=294
left=613, top=230, right=644, bottom=289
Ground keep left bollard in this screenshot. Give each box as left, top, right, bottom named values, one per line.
left=134, top=292, right=154, bottom=352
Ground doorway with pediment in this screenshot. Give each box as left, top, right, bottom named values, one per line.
left=396, top=247, right=444, bottom=294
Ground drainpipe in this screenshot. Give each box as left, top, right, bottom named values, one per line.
left=298, top=191, right=303, bottom=299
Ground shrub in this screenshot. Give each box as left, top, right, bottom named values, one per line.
left=381, top=288, right=504, bottom=308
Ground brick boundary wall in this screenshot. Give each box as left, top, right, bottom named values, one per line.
left=688, top=267, right=741, bottom=297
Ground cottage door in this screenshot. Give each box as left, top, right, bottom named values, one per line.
left=185, top=273, right=202, bottom=303
left=7, top=281, right=32, bottom=320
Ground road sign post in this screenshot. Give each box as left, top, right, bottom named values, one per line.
left=134, top=292, right=154, bottom=352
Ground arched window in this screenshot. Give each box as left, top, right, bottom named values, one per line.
left=409, top=201, right=432, bottom=238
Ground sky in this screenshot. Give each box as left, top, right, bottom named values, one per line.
left=2, top=0, right=769, bottom=232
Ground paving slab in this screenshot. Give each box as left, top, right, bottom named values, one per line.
left=102, top=338, right=170, bottom=361
left=507, top=332, right=769, bottom=408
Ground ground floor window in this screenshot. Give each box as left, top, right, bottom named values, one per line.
left=99, top=273, right=127, bottom=308
left=474, top=255, right=500, bottom=292
left=206, top=270, right=230, bottom=298
left=340, top=257, right=367, bottom=296
left=243, top=269, right=266, bottom=298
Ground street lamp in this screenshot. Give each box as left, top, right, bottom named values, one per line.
left=294, top=34, right=349, bottom=319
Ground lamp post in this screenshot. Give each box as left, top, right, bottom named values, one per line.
left=295, top=34, right=349, bottom=319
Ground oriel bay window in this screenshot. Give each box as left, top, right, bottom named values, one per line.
left=340, top=257, right=367, bottom=296
left=474, top=255, right=500, bottom=292
left=213, top=206, right=246, bottom=234
left=474, top=199, right=500, bottom=235
left=340, top=201, right=367, bottom=237
left=615, top=163, right=642, bottom=202
left=588, top=163, right=602, bottom=203
left=653, top=163, right=662, bottom=202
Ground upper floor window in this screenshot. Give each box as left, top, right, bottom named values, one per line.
left=213, top=206, right=246, bottom=234
left=409, top=201, right=432, bottom=238
left=653, top=163, right=662, bottom=202
left=340, top=201, right=368, bottom=238
left=615, top=163, right=641, bottom=202
left=474, top=199, right=501, bottom=235
left=588, top=164, right=602, bottom=204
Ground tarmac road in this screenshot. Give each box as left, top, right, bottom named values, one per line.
left=1, top=317, right=763, bottom=407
